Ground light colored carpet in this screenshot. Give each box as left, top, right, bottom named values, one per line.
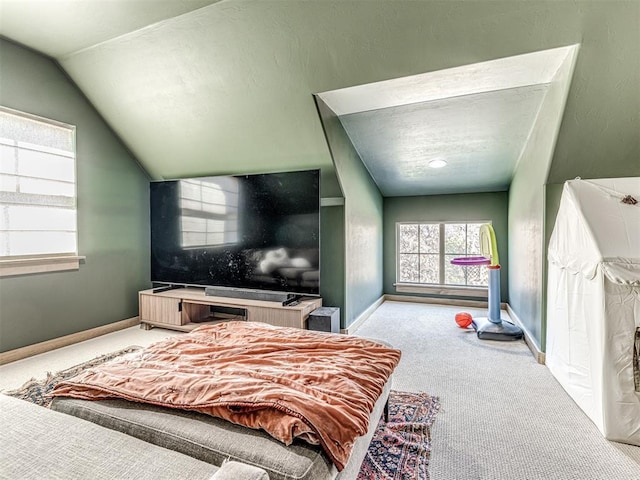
left=354, top=301, right=640, bottom=480
left=0, top=326, right=179, bottom=391
left=2, top=305, right=639, bottom=479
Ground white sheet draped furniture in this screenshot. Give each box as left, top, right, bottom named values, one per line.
left=546, top=177, right=640, bottom=446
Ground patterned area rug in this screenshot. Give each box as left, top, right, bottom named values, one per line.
left=4, top=348, right=439, bottom=479
left=358, top=391, right=440, bottom=480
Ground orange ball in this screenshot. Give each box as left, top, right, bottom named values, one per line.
left=455, top=312, right=473, bottom=328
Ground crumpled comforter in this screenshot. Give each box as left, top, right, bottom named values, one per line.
left=51, top=321, right=401, bottom=470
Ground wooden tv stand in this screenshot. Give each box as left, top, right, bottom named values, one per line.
left=138, top=287, right=322, bottom=332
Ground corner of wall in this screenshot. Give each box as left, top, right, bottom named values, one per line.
left=508, top=45, right=580, bottom=349
left=314, top=94, right=384, bottom=329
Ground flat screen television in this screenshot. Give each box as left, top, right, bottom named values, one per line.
left=150, top=169, right=320, bottom=296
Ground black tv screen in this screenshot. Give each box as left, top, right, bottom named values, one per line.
left=150, top=169, right=320, bottom=295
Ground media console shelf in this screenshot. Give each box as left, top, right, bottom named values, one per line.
left=139, top=287, right=322, bottom=332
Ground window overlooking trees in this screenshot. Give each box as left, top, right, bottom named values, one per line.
left=397, top=222, right=488, bottom=288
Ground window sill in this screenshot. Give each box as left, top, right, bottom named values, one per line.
left=394, top=283, right=488, bottom=298
left=0, top=255, right=85, bottom=277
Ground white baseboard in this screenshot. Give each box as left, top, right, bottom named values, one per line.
left=506, top=304, right=545, bottom=364
left=384, top=294, right=502, bottom=309
left=0, top=317, right=140, bottom=365
left=341, top=296, right=385, bottom=334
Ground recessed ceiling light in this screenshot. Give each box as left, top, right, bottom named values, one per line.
left=428, top=159, right=447, bottom=169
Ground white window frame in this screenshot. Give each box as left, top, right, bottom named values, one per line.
left=394, top=221, right=490, bottom=298
left=0, top=106, right=84, bottom=277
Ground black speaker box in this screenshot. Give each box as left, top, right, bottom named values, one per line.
left=308, top=307, right=340, bottom=333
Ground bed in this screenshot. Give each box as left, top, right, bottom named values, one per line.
left=50, top=321, right=401, bottom=480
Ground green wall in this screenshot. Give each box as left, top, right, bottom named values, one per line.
left=541, top=182, right=565, bottom=352
left=315, top=97, right=383, bottom=329
left=383, top=192, right=509, bottom=302
left=508, top=48, right=578, bottom=350
left=0, top=40, right=151, bottom=352
left=3, top=1, right=639, bottom=350
left=319, top=204, right=345, bottom=323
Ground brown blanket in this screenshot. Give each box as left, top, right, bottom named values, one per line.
left=51, top=321, right=401, bottom=470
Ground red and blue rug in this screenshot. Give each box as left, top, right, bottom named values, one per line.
left=358, top=390, right=440, bottom=480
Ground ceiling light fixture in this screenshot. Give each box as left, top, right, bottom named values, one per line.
left=428, top=159, right=447, bottom=169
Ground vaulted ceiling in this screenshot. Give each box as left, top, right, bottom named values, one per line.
left=1, top=1, right=638, bottom=196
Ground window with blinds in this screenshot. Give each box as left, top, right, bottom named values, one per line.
left=0, top=107, right=77, bottom=258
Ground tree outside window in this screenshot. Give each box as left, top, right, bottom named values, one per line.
left=397, top=222, right=488, bottom=287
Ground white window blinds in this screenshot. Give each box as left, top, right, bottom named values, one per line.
left=0, top=107, right=77, bottom=258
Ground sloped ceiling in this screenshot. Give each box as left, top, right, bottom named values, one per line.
left=337, top=87, right=548, bottom=196
left=0, top=1, right=638, bottom=195
left=0, top=0, right=222, bottom=58
left=317, top=47, right=577, bottom=196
